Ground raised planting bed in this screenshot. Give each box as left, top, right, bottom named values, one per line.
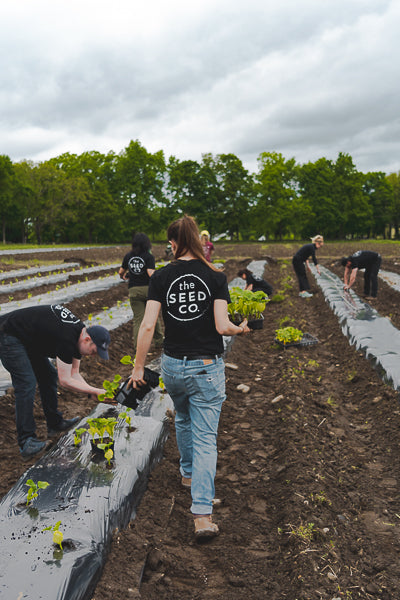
left=0, top=379, right=173, bottom=600
left=312, top=265, right=400, bottom=391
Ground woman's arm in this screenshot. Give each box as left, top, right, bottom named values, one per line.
left=118, top=267, right=128, bottom=280
left=214, top=299, right=250, bottom=336
left=129, top=300, right=161, bottom=387
left=147, top=268, right=155, bottom=277
left=344, top=267, right=358, bottom=290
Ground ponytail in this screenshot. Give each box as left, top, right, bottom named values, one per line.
left=167, top=216, right=219, bottom=271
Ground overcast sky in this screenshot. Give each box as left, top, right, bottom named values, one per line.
left=1, top=0, right=399, bottom=175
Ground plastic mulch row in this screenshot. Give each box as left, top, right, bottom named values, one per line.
left=0, top=382, right=173, bottom=600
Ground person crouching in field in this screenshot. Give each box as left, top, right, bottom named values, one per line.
left=129, top=215, right=250, bottom=540
left=237, top=268, right=273, bottom=297
left=341, top=250, right=382, bottom=299
left=292, top=235, right=324, bottom=298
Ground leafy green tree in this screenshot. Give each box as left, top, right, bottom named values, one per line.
left=297, top=158, right=340, bottom=238
left=205, top=153, right=252, bottom=240
left=50, top=151, right=122, bottom=243
left=115, top=140, right=166, bottom=238
left=386, top=171, right=400, bottom=238
left=0, top=155, right=15, bottom=243
left=362, top=172, right=392, bottom=238
left=254, top=152, right=298, bottom=240
left=332, top=153, right=372, bottom=238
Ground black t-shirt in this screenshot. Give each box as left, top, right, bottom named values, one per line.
left=148, top=259, right=231, bottom=356
left=293, top=243, right=318, bottom=265
left=348, top=250, right=380, bottom=270
left=246, top=273, right=273, bottom=295
left=0, top=304, right=84, bottom=364
left=121, top=250, right=155, bottom=288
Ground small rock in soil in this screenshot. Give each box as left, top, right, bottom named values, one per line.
left=236, top=383, right=250, bottom=393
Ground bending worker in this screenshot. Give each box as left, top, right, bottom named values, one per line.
left=0, top=304, right=110, bottom=460
left=341, top=250, right=381, bottom=299
left=292, top=235, right=324, bottom=298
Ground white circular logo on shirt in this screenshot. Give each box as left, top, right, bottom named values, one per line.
left=166, top=274, right=211, bottom=322
left=128, top=256, right=145, bottom=275
left=51, top=304, right=80, bottom=324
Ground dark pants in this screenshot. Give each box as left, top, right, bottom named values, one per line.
left=0, top=332, right=63, bottom=446
left=363, top=256, right=381, bottom=297
left=292, top=257, right=310, bottom=291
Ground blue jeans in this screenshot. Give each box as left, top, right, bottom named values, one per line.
left=161, top=353, right=226, bottom=515
left=0, top=332, right=62, bottom=447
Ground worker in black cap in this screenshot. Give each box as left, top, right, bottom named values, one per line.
left=0, top=304, right=110, bottom=459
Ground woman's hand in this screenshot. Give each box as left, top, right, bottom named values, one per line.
left=238, top=318, right=250, bottom=335
left=128, top=365, right=145, bottom=389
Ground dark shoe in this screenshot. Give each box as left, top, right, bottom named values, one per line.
left=48, top=416, right=80, bottom=437
left=194, top=515, right=219, bottom=540
left=20, top=437, right=50, bottom=461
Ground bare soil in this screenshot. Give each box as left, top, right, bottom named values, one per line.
left=1, top=242, right=400, bottom=600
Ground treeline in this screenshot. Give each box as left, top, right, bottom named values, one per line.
left=1, top=140, right=400, bottom=244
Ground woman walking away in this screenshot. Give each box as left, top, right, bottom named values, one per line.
left=129, top=216, right=250, bottom=540
left=119, top=232, right=163, bottom=352
left=292, top=235, right=324, bottom=298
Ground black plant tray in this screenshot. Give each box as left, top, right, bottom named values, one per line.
left=248, top=315, right=264, bottom=330
left=275, top=332, right=319, bottom=348
left=113, top=368, right=160, bottom=410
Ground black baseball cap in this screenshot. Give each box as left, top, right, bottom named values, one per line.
left=87, top=325, right=111, bottom=359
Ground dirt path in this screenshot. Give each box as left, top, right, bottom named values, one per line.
left=1, top=243, right=400, bottom=599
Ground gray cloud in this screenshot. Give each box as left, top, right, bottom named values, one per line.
left=0, top=0, right=398, bottom=174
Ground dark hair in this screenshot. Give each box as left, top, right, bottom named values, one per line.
left=167, top=215, right=219, bottom=271
left=237, top=268, right=252, bottom=279
left=340, top=256, right=350, bottom=267
left=132, top=232, right=151, bottom=254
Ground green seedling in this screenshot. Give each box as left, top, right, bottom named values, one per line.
left=43, top=520, right=64, bottom=550
left=289, top=522, right=315, bottom=543
left=87, top=417, right=117, bottom=444
left=159, top=376, right=166, bottom=393
left=228, top=287, right=269, bottom=321
left=119, top=408, right=133, bottom=427
left=270, top=293, right=285, bottom=303
left=25, top=479, right=50, bottom=506
left=104, top=447, right=114, bottom=465
left=98, top=374, right=122, bottom=402
left=120, top=354, right=135, bottom=367
left=307, top=359, right=320, bottom=368
left=275, top=326, right=303, bottom=344
left=73, top=427, right=87, bottom=446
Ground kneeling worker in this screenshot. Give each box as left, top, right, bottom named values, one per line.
left=0, top=304, right=110, bottom=459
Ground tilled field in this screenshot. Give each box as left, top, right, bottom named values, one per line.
left=1, top=242, right=400, bottom=600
